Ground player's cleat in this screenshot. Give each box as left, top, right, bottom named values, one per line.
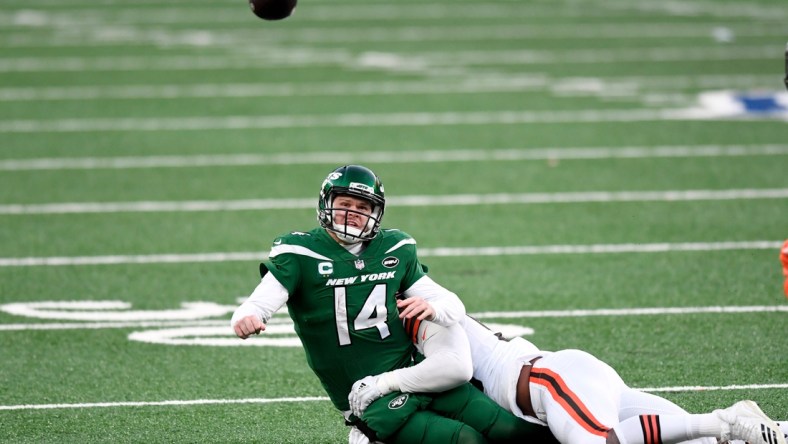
left=716, top=400, right=786, bottom=444
left=780, top=240, right=788, bottom=298
left=779, top=422, right=788, bottom=440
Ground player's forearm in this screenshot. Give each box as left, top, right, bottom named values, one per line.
left=403, top=276, right=465, bottom=326
left=377, top=323, right=473, bottom=394
left=230, top=272, right=289, bottom=326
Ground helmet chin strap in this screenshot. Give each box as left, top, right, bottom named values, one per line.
left=328, top=204, right=380, bottom=243
left=332, top=223, right=365, bottom=244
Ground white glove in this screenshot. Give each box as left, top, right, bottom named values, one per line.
left=348, top=426, right=371, bottom=444
left=348, top=375, right=383, bottom=417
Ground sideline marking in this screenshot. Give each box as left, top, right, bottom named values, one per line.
left=0, top=241, right=781, bottom=267
left=2, top=188, right=787, bottom=215
left=2, top=145, right=787, bottom=171
left=2, top=384, right=787, bottom=411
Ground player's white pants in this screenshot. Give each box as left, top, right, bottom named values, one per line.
left=528, top=349, right=622, bottom=443
left=528, top=349, right=715, bottom=444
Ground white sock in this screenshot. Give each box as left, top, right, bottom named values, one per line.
left=612, top=414, right=718, bottom=444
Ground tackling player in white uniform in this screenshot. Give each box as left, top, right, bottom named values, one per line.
left=348, top=314, right=786, bottom=444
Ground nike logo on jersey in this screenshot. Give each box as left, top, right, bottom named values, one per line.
left=325, top=271, right=396, bottom=286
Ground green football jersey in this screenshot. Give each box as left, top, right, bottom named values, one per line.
left=264, top=227, right=428, bottom=410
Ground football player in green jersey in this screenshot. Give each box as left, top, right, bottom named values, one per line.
left=231, top=165, right=556, bottom=443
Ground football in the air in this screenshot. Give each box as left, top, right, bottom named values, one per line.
left=249, top=0, right=297, bottom=21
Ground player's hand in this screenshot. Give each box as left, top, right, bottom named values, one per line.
left=348, top=375, right=383, bottom=417
left=397, top=297, right=435, bottom=321
left=348, top=426, right=371, bottom=444
left=233, top=315, right=265, bottom=339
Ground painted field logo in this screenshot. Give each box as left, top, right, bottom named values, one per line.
left=382, top=256, right=399, bottom=268
left=389, top=394, right=409, bottom=409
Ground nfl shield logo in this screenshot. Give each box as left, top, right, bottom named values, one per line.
left=354, top=259, right=365, bottom=270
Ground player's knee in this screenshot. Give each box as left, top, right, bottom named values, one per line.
left=455, top=425, right=486, bottom=444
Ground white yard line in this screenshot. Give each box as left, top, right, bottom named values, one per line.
left=0, top=77, right=548, bottom=101
left=1, top=188, right=786, bottom=215
left=2, top=0, right=782, bottom=25
left=0, top=74, right=776, bottom=102
left=471, top=305, right=788, bottom=319
left=0, top=397, right=331, bottom=411
left=2, top=383, right=787, bottom=411
left=0, top=319, right=229, bottom=331
left=0, top=46, right=774, bottom=73
left=0, top=4, right=707, bottom=26
left=2, top=305, right=785, bottom=331
left=2, top=23, right=781, bottom=48
left=2, top=107, right=785, bottom=134
left=2, top=145, right=785, bottom=171
left=0, top=241, right=781, bottom=267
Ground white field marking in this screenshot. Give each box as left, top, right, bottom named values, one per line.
left=0, top=397, right=332, bottom=411
left=0, top=4, right=691, bottom=27
left=124, top=322, right=533, bottom=347
left=2, top=23, right=782, bottom=48
left=2, top=188, right=786, bottom=215
left=128, top=325, right=303, bottom=347
left=0, top=252, right=263, bottom=267
left=1, top=305, right=784, bottom=332
left=0, top=74, right=778, bottom=102
left=2, top=1, right=784, bottom=25
left=601, top=0, right=787, bottom=21
left=0, top=312, right=292, bottom=331
left=0, top=77, right=548, bottom=101
left=0, top=300, right=233, bottom=321
left=2, top=384, right=787, bottom=411
left=0, top=46, right=775, bottom=73
left=638, top=383, right=788, bottom=393
left=0, top=241, right=781, bottom=267
left=470, top=305, right=788, bottom=319
left=2, top=144, right=786, bottom=171
left=0, top=108, right=781, bottom=134
left=0, top=319, right=227, bottom=331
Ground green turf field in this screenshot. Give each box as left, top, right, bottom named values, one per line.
left=1, top=0, right=786, bottom=442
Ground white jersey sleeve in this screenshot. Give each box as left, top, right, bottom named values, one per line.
left=376, top=321, right=473, bottom=394
left=401, top=275, right=465, bottom=326
left=460, top=316, right=546, bottom=424
left=230, top=272, right=289, bottom=327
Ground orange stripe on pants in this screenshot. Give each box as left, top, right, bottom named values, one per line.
left=530, top=367, right=610, bottom=437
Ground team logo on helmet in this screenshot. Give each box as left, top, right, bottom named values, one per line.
left=382, top=257, right=399, bottom=268
left=388, top=394, right=409, bottom=410
left=349, top=182, right=374, bottom=194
